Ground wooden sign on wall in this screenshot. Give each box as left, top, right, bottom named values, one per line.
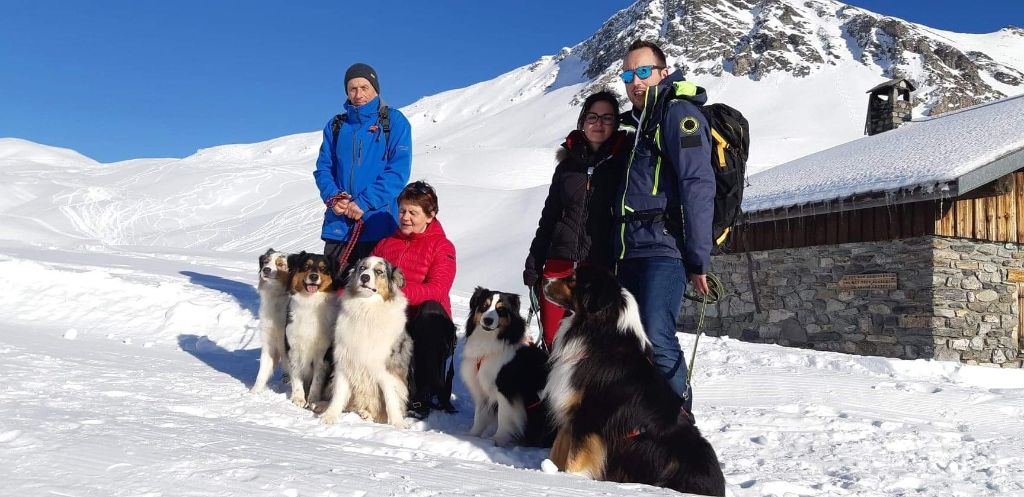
left=837, top=273, right=898, bottom=290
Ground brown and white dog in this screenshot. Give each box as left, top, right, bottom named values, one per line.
left=541, top=265, right=725, bottom=497
left=251, top=248, right=292, bottom=393
left=320, top=256, right=413, bottom=428
left=284, top=251, right=338, bottom=409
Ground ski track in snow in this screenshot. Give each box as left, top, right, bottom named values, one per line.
left=2, top=251, right=1023, bottom=496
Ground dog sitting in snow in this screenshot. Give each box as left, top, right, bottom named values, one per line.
left=542, top=265, right=725, bottom=496
left=251, top=248, right=291, bottom=393
left=320, top=256, right=413, bottom=428
left=461, top=287, right=553, bottom=447
left=283, top=251, right=338, bottom=409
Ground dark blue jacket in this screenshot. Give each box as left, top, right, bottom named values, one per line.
left=314, top=97, right=412, bottom=242
left=616, top=73, right=715, bottom=275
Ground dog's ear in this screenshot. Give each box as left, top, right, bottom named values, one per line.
left=577, top=267, right=619, bottom=314
left=469, top=287, right=487, bottom=310
left=286, top=253, right=302, bottom=274
left=258, top=251, right=268, bottom=269
left=389, top=264, right=406, bottom=290
left=507, top=293, right=522, bottom=315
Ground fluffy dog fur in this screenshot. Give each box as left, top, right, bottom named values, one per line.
left=461, top=288, right=553, bottom=447
left=284, top=251, right=338, bottom=408
left=321, top=256, right=413, bottom=428
left=542, top=265, right=725, bottom=496
left=251, top=248, right=291, bottom=393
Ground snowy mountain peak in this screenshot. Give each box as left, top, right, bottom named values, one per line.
left=567, top=0, right=1024, bottom=115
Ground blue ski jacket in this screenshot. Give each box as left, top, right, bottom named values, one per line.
left=314, top=97, right=412, bottom=243
left=616, top=73, right=715, bottom=275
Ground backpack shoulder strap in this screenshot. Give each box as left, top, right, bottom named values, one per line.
left=378, top=102, right=392, bottom=145
left=330, top=113, right=346, bottom=165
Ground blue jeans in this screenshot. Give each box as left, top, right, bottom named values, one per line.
left=617, top=256, right=690, bottom=401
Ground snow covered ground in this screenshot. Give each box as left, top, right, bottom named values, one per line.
left=4, top=3, right=1024, bottom=493
left=2, top=246, right=1024, bottom=496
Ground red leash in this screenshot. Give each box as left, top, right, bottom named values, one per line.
left=338, top=219, right=365, bottom=271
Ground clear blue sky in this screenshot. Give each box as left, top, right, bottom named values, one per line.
left=1, top=1, right=1021, bottom=162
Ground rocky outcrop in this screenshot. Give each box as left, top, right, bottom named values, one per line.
left=563, top=0, right=1024, bottom=115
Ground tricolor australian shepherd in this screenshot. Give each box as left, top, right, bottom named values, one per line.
left=284, top=251, right=338, bottom=409
left=542, top=265, right=725, bottom=496
left=461, top=288, right=553, bottom=447
left=321, top=256, right=413, bottom=428
left=251, top=248, right=291, bottom=393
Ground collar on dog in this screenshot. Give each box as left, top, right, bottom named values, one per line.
left=475, top=354, right=490, bottom=372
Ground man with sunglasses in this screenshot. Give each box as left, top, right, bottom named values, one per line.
left=615, top=40, right=715, bottom=418
left=314, top=63, right=412, bottom=269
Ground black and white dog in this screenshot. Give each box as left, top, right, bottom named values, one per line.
left=251, top=248, right=291, bottom=393
left=461, top=288, right=553, bottom=447
left=284, top=251, right=338, bottom=409
left=321, top=256, right=413, bottom=428
left=542, top=265, right=725, bottom=496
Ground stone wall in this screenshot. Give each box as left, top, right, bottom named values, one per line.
left=679, top=236, right=1023, bottom=367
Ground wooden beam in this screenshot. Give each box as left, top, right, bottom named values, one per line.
left=957, top=199, right=974, bottom=239
left=986, top=194, right=999, bottom=240
left=1017, top=172, right=1024, bottom=243
left=975, top=197, right=988, bottom=239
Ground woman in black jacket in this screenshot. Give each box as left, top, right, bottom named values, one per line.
left=524, top=90, right=631, bottom=348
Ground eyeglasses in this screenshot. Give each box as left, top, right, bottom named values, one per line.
left=583, top=113, right=617, bottom=126
left=619, top=65, right=665, bottom=83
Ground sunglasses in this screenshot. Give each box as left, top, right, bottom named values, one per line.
left=619, top=65, right=665, bottom=83
left=583, top=113, right=617, bottom=126
left=404, top=181, right=435, bottom=197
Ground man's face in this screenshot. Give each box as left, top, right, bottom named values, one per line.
left=347, top=77, right=378, bottom=107
left=622, top=47, right=669, bottom=110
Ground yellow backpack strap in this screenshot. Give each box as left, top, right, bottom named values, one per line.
left=710, top=128, right=728, bottom=168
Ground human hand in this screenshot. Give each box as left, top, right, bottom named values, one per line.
left=331, top=201, right=347, bottom=216
left=345, top=200, right=364, bottom=220
left=689, top=274, right=709, bottom=296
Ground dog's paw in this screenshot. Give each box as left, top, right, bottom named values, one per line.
left=356, top=409, right=374, bottom=421
left=309, top=401, right=330, bottom=414
left=540, top=459, right=560, bottom=474
left=468, top=425, right=485, bottom=437
left=492, top=434, right=515, bottom=448
left=249, top=385, right=265, bottom=394
left=320, top=411, right=341, bottom=425
left=290, top=395, right=308, bottom=408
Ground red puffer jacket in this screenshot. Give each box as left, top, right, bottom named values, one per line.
left=371, top=219, right=456, bottom=317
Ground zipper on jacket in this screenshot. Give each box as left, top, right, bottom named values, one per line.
left=619, top=86, right=655, bottom=259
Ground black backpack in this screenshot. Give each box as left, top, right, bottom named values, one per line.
left=329, top=102, right=393, bottom=163
left=644, top=93, right=749, bottom=252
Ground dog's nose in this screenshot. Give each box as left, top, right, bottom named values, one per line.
left=309, top=273, right=319, bottom=282
left=261, top=267, right=271, bottom=276
left=360, top=273, right=370, bottom=284
left=483, top=317, right=493, bottom=326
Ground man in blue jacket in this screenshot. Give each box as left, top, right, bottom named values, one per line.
left=314, top=63, right=412, bottom=268
left=616, top=40, right=715, bottom=415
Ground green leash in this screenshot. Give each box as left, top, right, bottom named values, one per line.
left=684, top=273, right=724, bottom=387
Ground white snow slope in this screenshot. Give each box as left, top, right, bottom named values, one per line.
left=3, top=2, right=1024, bottom=496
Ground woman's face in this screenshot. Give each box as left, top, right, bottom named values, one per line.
left=398, top=201, right=435, bottom=235
left=582, top=100, right=616, bottom=149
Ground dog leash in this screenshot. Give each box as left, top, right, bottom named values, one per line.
left=684, top=273, right=724, bottom=387
left=337, top=219, right=365, bottom=271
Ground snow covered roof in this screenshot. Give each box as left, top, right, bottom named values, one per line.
left=743, top=94, right=1024, bottom=217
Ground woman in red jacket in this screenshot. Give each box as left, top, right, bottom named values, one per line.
left=371, top=181, right=457, bottom=419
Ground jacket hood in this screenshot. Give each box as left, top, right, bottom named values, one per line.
left=343, top=96, right=382, bottom=124
left=555, top=129, right=631, bottom=164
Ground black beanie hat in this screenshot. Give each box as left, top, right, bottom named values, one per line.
left=345, top=63, right=380, bottom=94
